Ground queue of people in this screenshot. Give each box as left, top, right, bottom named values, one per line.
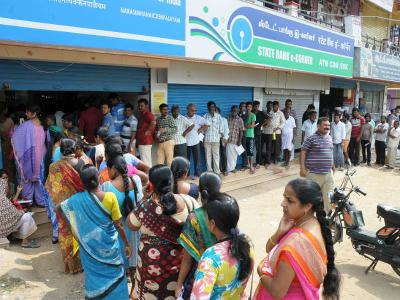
left=0, top=95, right=348, bottom=300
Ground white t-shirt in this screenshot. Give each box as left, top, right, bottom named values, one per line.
left=302, top=119, right=317, bottom=141
left=331, top=121, right=346, bottom=144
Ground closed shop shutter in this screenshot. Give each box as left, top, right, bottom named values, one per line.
left=264, top=93, right=317, bottom=149
left=168, top=84, right=253, bottom=116
left=0, top=59, right=149, bottom=92
left=168, top=84, right=253, bottom=173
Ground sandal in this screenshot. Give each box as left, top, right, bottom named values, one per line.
left=21, top=239, right=40, bottom=248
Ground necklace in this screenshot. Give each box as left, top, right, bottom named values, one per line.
left=295, top=215, right=314, bottom=228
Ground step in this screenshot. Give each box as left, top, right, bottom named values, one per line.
left=31, top=208, right=51, bottom=226
left=30, top=222, right=53, bottom=239
left=222, top=167, right=298, bottom=193
left=0, top=237, right=10, bottom=248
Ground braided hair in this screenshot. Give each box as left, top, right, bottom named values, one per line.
left=110, top=155, right=133, bottom=217
left=205, top=192, right=253, bottom=281
left=170, top=156, right=190, bottom=194
left=149, top=165, right=176, bottom=215
left=288, top=178, right=341, bottom=300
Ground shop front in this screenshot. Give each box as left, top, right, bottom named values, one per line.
left=0, top=59, right=150, bottom=117
left=353, top=47, right=400, bottom=115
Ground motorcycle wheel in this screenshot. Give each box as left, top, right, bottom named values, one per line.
left=329, top=217, right=343, bottom=244
left=392, top=238, right=400, bottom=277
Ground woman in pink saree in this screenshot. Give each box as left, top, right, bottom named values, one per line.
left=254, top=178, right=341, bottom=300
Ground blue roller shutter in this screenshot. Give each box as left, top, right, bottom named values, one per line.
left=0, top=59, right=149, bottom=92
left=168, top=84, right=253, bottom=116
left=168, top=84, right=253, bottom=173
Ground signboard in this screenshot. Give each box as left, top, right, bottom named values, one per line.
left=367, top=0, right=393, bottom=13
left=0, top=0, right=186, bottom=56
left=354, top=47, right=400, bottom=83
left=186, top=0, right=354, bottom=77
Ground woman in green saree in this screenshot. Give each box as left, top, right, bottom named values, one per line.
left=175, top=172, right=222, bottom=299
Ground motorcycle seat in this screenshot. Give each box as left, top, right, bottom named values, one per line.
left=377, top=204, right=400, bottom=226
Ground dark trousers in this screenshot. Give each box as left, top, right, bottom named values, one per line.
left=220, top=140, right=227, bottom=173
left=261, top=134, right=272, bottom=164
left=174, top=143, right=187, bottom=158
left=361, top=140, right=371, bottom=163
left=255, top=134, right=262, bottom=165
left=375, top=140, right=386, bottom=165
left=187, top=143, right=201, bottom=176
left=271, top=134, right=281, bottom=164
left=241, top=134, right=248, bottom=167
left=348, top=137, right=361, bottom=165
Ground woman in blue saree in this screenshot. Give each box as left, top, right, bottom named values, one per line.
left=58, top=165, right=131, bottom=299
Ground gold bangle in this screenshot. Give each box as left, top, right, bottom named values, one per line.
left=269, top=237, right=277, bottom=246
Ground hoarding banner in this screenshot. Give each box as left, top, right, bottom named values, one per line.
left=366, top=0, right=394, bottom=13
left=0, top=0, right=186, bottom=56
left=354, top=47, right=400, bottom=83
left=186, top=0, right=354, bottom=77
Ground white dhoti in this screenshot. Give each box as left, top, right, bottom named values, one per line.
left=226, top=143, right=238, bottom=172
left=281, top=132, right=294, bottom=151
left=13, top=213, right=37, bottom=240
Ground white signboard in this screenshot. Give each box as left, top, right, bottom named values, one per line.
left=367, top=0, right=393, bottom=12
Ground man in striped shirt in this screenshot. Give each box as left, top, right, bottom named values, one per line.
left=300, top=117, right=334, bottom=214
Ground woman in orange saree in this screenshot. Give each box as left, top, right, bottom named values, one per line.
left=254, top=178, right=341, bottom=300
left=45, top=139, right=85, bottom=274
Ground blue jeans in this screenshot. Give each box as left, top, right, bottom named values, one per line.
left=333, top=143, right=344, bottom=168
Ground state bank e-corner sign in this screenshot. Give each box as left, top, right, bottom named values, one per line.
left=186, top=0, right=354, bottom=78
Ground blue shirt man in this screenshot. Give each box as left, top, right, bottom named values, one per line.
left=101, top=102, right=115, bottom=136
left=110, top=93, right=125, bottom=135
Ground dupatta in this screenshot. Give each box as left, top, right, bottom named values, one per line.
left=12, top=120, right=46, bottom=182
left=177, top=207, right=217, bottom=262
left=254, top=228, right=327, bottom=300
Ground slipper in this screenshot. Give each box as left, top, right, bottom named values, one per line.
left=21, top=240, right=40, bottom=248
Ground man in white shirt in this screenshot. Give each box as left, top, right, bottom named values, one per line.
left=203, top=101, right=224, bottom=174
left=331, top=113, right=346, bottom=170
left=172, top=105, right=194, bottom=158
left=386, top=120, right=400, bottom=169
left=216, top=107, right=230, bottom=176
left=186, top=103, right=209, bottom=179
left=269, top=101, right=285, bottom=164
left=374, top=115, right=389, bottom=166
left=301, top=110, right=317, bottom=144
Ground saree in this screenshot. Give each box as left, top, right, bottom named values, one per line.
left=102, top=176, right=143, bottom=269
left=177, top=208, right=217, bottom=299
left=12, top=120, right=46, bottom=206
left=133, top=198, right=185, bottom=300
left=253, top=228, right=327, bottom=300
left=45, top=158, right=85, bottom=274
left=59, top=191, right=128, bottom=299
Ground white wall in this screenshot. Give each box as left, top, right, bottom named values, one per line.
left=168, top=61, right=267, bottom=87
left=168, top=61, right=330, bottom=91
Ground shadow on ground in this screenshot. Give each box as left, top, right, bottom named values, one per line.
left=338, top=263, right=400, bottom=299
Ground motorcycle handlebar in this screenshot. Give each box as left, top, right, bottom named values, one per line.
left=354, top=187, right=367, bottom=196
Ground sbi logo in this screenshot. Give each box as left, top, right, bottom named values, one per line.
left=230, top=16, right=254, bottom=53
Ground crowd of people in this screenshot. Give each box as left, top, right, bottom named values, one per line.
left=1, top=92, right=400, bottom=299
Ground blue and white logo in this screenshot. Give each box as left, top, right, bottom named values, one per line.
left=230, top=16, right=253, bottom=52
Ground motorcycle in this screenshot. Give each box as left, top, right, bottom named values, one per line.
left=328, top=168, right=400, bottom=277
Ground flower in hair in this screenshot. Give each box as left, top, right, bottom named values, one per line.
left=230, top=227, right=240, bottom=236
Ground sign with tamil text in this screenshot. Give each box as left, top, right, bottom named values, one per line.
left=0, top=0, right=185, bottom=56
left=354, top=47, right=400, bottom=83
left=186, top=0, right=354, bottom=77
